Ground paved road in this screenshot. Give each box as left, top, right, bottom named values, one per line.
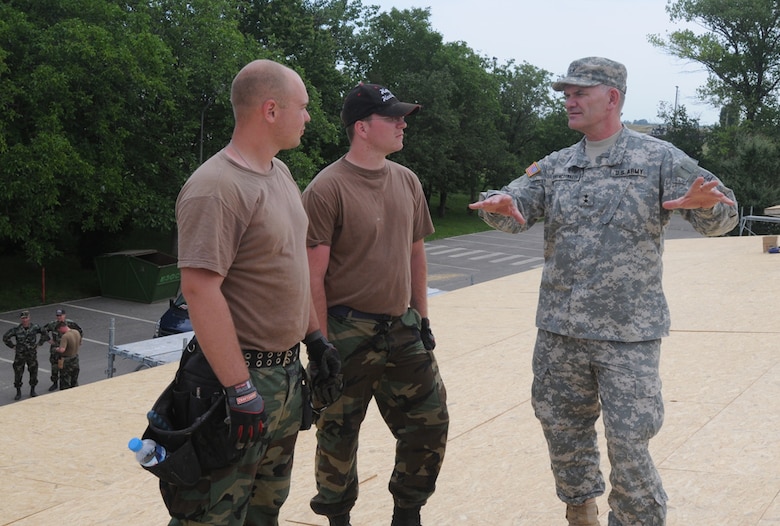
left=425, top=214, right=700, bottom=291
left=0, top=215, right=701, bottom=406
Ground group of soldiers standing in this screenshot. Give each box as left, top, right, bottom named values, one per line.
left=2, top=308, right=83, bottom=401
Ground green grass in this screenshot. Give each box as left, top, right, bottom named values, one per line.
left=0, top=194, right=489, bottom=312
left=0, top=255, right=101, bottom=313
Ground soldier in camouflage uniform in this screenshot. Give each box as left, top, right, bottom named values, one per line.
left=470, top=57, right=738, bottom=526
left=42, top=308, right=83, bottom=391
left=302, top=83, right=449, bottom=526
left=54, top=322, right=82, bottom=390
left=3, top=310, right=45, bottom=400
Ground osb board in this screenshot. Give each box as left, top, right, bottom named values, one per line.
left=1, top=235, right=778, bottom=526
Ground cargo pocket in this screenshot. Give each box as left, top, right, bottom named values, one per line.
left=632, top=373, right=664, bottom=441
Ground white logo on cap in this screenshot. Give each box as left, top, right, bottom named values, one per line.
left=379, top=87, right=395, bottom=102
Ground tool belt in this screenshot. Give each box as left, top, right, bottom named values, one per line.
left=140, top=336, right=239, bottom=489
left=244, top=344, right=299, bottom=369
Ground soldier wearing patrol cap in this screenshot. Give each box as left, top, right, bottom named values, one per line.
left=3, top=310, right=46, bottom=400
left=471, top=57, right=738, bottom=525
left=42, top=308, right=83, bottom=391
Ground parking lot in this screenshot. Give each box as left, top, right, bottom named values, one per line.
left=0, top=215, right=700, bottom=406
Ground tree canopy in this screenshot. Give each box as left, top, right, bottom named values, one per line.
left=3, top=0, right=780, bottom=266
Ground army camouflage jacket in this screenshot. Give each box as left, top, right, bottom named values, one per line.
left=3, top=323, right=45, bottom=353
left=42, top=319, right=83, bottom=348
left=479, top=127, right=738, bottom=342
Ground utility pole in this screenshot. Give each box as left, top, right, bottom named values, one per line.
left=674, top=86, right=679, bottom=114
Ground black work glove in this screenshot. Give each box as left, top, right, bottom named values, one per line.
left=420, top=317, right=436, bottom=350
left=225, top=379, right=267, bottom=450
left=303, top=330, right=343, bottom=407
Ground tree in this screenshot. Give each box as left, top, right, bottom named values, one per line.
left=0, top=0, right=178, bottom=265
left=648, top=0, right=780, bottom=124
left=238, top=0, right=351, bottom=185
left=656, top=102, right=706, bottom=160
left=703, top=124, right=780, bottom=229
left=492, top=60, right=581, bottom=191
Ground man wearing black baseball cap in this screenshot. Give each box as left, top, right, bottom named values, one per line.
left=302, top=83, right=448, bottom=526
left=340, top=82, right=421, bottom=128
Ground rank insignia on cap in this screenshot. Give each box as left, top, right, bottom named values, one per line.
left=525, top=162, right=541, bottom=178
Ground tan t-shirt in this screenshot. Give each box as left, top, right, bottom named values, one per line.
left=176, top=151, right=310, bottom=351
left=302, top=157, right=434, bottom=316
left=60, top=330, right=81, bottom=357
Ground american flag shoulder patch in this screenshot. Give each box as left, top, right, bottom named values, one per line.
left=525, top=162, right=541, bottom=178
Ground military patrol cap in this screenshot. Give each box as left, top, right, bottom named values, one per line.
left=20, top=310, right=30, bottom=318
left=552, top=57, right=627, bottom=93
left=55, top=308, right=65, bottom=315
left=341, top=82, right=421, bottom=127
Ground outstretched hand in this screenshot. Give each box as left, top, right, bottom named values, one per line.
left=662, top=176, right=735, bottom=210
left=468, top=194, right=526, bottom=224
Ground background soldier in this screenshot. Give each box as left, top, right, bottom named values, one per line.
left=55, top=322, right=82, bottom=390
left=3, top=310, right=46, bottom=400
left=42, top=308, right=83, bottom=391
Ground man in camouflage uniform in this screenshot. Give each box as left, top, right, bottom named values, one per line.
left=470, top=57, right=738, bottom=526
left=3, top=310, right=46, bottom=400
left=54, top=321, right=82, bottom=390
left=42, top=308, right=83, bottom=391
left=302, top=83, right=449, bottom=526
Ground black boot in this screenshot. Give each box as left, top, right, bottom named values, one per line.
left=30, top=386, right=37, bottom=397
left=328, top=514, right=351, bottom=526
left=14, top=389, right=21, bottom=400
left=391, top=506, right=421, bottom=526
left=48, top=382, right=58, bottom=392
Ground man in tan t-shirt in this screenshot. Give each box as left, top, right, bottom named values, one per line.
left=302, top=83, right=449, bottom=526
left=55, top=321, right=81, bottom=390
left=166, top=59, right=341, bottom=525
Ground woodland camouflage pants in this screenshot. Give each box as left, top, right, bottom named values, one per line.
left=310, top=308, right=449, bottom=518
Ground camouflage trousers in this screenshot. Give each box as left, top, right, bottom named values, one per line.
left=310, top=308, right=449, bottom=518
left=12, top=349, right=38, bottom=388
left=166, top=361, right=305, bottom=526
left=49, top=349, right=60, bottom=384
left=59, top=355, right=79, bottom=389
left=531, top=329, right=667, bottom=526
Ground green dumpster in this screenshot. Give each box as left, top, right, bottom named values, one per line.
left=95, top=250, right=181, bottom=303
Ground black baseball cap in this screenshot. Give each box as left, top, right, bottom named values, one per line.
left=341, top=83, right=421, bottom=127
left=55, top=308, right=65, bottom=316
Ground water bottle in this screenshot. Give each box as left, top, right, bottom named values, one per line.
left=128, top=437, right=167, bottom=467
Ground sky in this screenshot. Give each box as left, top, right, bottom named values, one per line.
left=370, top=0, right=719, bottom=124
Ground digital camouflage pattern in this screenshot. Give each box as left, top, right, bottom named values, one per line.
left=479, top=127, right=738, bottom=342
left=477, top=125, right=737, bottom=525
left=532, top=330, right=667, bottom=525
left=164, top=361, right=305, bottom=526
left=552, top=56, right=628, bottom=93
left=310, top=308, right=448, bottom=518
left=3, top=322, right=45, bottom=388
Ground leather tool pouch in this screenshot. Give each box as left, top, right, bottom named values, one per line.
left=140, top=336, right=241, bottom=487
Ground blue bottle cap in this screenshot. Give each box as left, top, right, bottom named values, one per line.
left=128, top=437, right=143, bottom=452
